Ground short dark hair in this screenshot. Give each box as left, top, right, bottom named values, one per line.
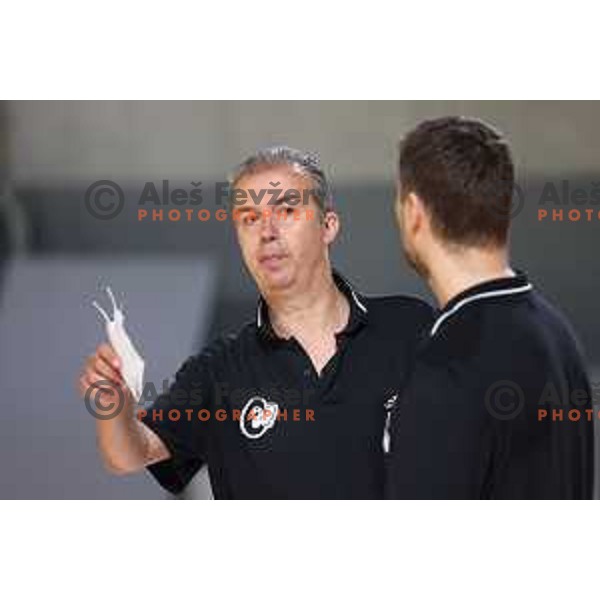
left=398, top=116, right=515, bottom=247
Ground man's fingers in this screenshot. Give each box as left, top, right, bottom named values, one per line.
left=84, top=373, right=123, bottom=398
left=85, top=350, right=123, bottom=384
left=79, top=344, right=129, bottom=405
left=98, top=343, right=121, bottom=369
left=79, top=374, right=112, bottom=398
left=91, top=357, right=123, bottom=385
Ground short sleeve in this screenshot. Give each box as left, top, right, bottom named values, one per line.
left=140, top=352, right=213, bottom=495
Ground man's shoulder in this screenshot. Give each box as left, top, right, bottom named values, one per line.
left=182, top=321, right=259, bottom=372
left=519, top=290, right=589, bottom=369
left=424, top=288, right=587, bottom=376
left=364, top=293, right=434, bottom=325
left=468, top=289, right=584, bottom=358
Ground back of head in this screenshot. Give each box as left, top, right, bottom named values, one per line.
left=398, top=116, right=515, bottom=248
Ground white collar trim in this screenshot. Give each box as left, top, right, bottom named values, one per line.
left=256, top=279, right=368, bottom=328
left=430, top=283, right=533, bottom=337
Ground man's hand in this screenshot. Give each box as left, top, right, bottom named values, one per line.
left=78, top=343, right=128, bottom=406
left=77, top=343, right=170, bottom=473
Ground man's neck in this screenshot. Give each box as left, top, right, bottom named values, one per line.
left=426, top=245, right=514, bottom=309
left=264, top=268, right=349, bottom=340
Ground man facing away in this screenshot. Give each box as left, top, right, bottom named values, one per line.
left=387, top=117, right=594, bottom=499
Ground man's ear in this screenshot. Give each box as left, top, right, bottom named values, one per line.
left=405, top=192, right=425, bottom=237
left=322, top=210, right=340, bottom=245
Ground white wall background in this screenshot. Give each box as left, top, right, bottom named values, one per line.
left=7, top=101, right=600, bottom=184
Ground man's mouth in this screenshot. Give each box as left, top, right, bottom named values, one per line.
left=258, top=253, right=287, bottom=268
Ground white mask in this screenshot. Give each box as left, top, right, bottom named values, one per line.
left=92, top=287, right=145, bottom=402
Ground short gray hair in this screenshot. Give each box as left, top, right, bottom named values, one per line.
left=228, top=145, right=333, bottom=212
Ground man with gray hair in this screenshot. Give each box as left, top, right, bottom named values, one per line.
left=78, top=146, right=433, bottom=499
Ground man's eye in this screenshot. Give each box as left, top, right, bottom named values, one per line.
left=243, top=212, right=258, bottom=225
left=276, top=206, right=294, bottom=216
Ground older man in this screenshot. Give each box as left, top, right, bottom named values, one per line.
left=78, top=146, right=433, bottom=499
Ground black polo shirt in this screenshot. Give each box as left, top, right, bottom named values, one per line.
left=140, top=272, right=433, bottom=499
left=387, top=272, right=595, bottom=499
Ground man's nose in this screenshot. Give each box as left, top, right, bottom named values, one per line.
left=259, top=210, right=279, bottom=241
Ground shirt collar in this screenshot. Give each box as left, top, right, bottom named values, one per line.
left=430, top=270, right=533, bottom=337
left=256, top=270, right=369, bottom=343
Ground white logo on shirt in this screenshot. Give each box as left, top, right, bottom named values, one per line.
left=383, top=393, right=398, bottom=454
left=239, top=396, right=279, bottom=440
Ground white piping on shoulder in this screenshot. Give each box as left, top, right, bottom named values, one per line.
left=430, top=283, right=533, bottom=337
left=351, top=290, right=368, bottom=314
